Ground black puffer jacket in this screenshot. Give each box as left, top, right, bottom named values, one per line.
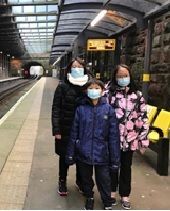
left=52, top=81, right=86, bottom=155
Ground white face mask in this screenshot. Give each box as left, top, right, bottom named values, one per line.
left=87, top=89, right=101, bottom=99
left=71, top=67, right=84, bottom=78
left=117, top=77, right=130, bottom=87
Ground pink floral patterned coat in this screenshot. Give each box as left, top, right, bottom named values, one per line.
left=107, top=88, right=149, bottom=151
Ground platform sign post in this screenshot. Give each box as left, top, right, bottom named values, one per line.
left=87, top=39, right=116, bottom=51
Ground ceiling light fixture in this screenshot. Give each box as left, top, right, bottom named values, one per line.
left=90, top=10, right=107, bottom=27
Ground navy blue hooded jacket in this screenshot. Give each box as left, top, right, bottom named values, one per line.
left=66, top=96, right=120, bottom=168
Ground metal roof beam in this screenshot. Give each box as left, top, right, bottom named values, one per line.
left=59, top=18, right=90, bottom=21
left=145, top=1, right=170, bottom=19
left=1, top=12, right=57, bottom=17
left=54, top=31, right=79, bottom=36
left=14, top=27, right=54, bottom=30
left=52, top=44, right=71, bottom=47
left=62, top=3, right=103, bottom=11
left=107, top=0, right=160, bottom=13
left=0, top=21, right=15, bottom=25
left=51, top=49, right=66, bottom=52
left=82, top=28, right=107, bottom=37
left=0, top=28, right=19, bottom=32
left=14, top=20, right=56, bottom=24
left=7, top=1, right=58, bottom=6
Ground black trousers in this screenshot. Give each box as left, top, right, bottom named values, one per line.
left=59, top=155, right=68, bottom=181
left=110, top=150, right=133, bottom=197
left=78, top=161, right=112, bottom=207
left=59, top=155, right=81, bottom=184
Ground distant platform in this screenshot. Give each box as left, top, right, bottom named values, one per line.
left=0, top=77, right=22, bottom=83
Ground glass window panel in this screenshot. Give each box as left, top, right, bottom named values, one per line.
left=36, top=6, right=47, bottom=13
left=18, top=0, right=31, bottom=2
left=39, top=29, right=47, bottom=32
left=37, top=16, right=47, bottom=21
left=31, top=29, right=39, bottom=32
left=20, top=29, right=31, bottom=32
left=48, top=5, right=57, bottom=12
left=8, top=0, right=18, bottom=3
left=28, top=16, right=36, bottom=21
left=22, top=33, right=39, bottom=36
left=24, top=6, right=34, bottom=13
left=33, top=0, right=44, bottom=3
left=30, top=23, right=38, bottom=28
left=47, top=16, right=56, bottom=21
left=16, top=17, right=25, bottom=22
left=18, top=23, right=29, bottom=28
left=38, top=23, right=47, bottom=27
left=47, top=22, right=55, bottom=27
left=12, top=6, right=22, bottom=13
left=47, top=28, right=54, bottom=32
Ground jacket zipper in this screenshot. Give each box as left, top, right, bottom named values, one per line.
left=123, top=91, right=128, bottom=151
left=91, top=106, right=96, bottom=164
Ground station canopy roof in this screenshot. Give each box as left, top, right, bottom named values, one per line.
left=0, top=0, right=58, bottom=57
left=0, top=0, right=169, bottom=61
left=50, top=0, right=170, bottom=65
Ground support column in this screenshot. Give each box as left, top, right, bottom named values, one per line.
left=142, top=19, right=154, bottom=102
left=0, top=52, right=2, bottom=78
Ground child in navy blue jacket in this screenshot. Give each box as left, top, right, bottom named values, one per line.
left=66, top=79, right=120, bottom=210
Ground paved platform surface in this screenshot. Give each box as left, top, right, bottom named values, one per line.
left=0, top=77, right=170, bottom=210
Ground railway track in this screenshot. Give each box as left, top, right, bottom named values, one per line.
left=0, top=79, right=37, bottom=119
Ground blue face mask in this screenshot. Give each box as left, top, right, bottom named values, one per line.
left=117, top=77, right=130, bottom=87
left=87, top=89, right=101, bottom=99
left=71, top=67, right=84, bottom=78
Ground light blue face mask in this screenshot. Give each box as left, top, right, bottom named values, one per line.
left=71, top=67, right=84, bottom=78
left=117, top=77, right=130, bottom=87
left=87, top=89, right=101, bottom=99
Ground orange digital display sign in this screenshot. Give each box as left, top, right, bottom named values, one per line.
left=87, top=39, right=116, bottom=51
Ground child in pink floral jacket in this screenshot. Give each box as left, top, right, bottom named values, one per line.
left=106, top=64, right=149, bottom=209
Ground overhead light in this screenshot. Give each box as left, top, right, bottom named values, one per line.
left=90, top=10, right=107, bottom=27
left=52, top=56, right=61, bottom=66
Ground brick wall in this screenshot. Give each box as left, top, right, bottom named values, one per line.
left=120, top=11, right=170, bottom=109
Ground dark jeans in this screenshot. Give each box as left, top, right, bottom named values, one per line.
left=110, top=150, right=133, bottom=197
left=59, top=155, right=82, bottom=184
left=78, top=161, right=112, bottom=207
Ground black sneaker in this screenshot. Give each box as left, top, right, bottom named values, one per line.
left=121, top=200, right=131, bottom=210
left=58, top=180, right=68, bottom=196
left=111, top=198, right=117, bottom=206
left=84, top=197, right=94, bottom=210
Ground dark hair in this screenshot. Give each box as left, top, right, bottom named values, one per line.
left=110, top=64, right=138, bottom=93
left=66, top=57, right=87, bottom=74
left=85, top=79, right=105, bottom=90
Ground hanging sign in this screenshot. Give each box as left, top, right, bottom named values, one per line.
left=87, top=39, right=116, bottom=51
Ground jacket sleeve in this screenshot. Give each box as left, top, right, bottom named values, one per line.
left=51, top=83, right=63, bottom=136
left=66, top=107, right=80, bottom=161
left=136, top=93, right=149, bottom=148
left=108, top=106, right=120, bottom=168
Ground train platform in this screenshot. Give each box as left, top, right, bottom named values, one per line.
left=0, top=77, right=170, bottom=210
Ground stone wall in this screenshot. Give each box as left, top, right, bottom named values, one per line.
left=120, top=11, right=170, bottom=109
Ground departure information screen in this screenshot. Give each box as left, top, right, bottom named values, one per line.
left=87, top=39, right=116, bottom=51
